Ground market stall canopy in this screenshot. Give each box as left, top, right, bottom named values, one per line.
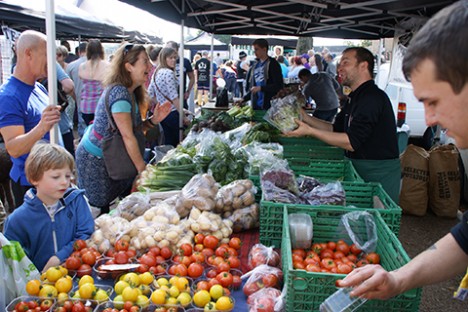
left=231, top=36, right=297, bottom=49
left=185, top=32, right=228, bottom=51
left=119, top=0, right=456, bottom=39
left=0, top=0, right=128, bottom=41
left=72, top=0, right=163, bottom=44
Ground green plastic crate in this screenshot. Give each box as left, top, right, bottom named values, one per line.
left=260, top=181, right=401, bottom=247
left=278, top=136, right=331, bottom=147
left=287, top=159, right=363, bottom=182
left=283, top=144, right=345, bottom=160
left=252, top=110, right=266, bottom=122
left=281, top=206, right=421, bottom=312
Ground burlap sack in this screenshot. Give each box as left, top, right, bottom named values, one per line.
left=429, top=145, right=461, bottom=218
left=400, top=145, right=430, bottom=216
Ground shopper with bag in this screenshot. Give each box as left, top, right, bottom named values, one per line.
left=3, top=142, right=94, bottom=272
left=337, top=1, right=468, bottom=301
left=75, top=44, right=171, bottom=214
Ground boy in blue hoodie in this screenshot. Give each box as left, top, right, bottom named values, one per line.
left=4, top=142, right=94, bottom=272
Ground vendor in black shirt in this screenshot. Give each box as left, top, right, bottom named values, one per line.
left=286, top=47, right=400, bottom=203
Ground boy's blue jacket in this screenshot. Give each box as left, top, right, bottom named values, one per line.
left=4, top=187, right=95, bottom=271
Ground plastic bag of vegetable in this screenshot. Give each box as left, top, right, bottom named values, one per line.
left=214, top=179, right=256, bottom=213
left=227, top=203, right=259, bottom=232
left=261, top=162, right=299, bottom=195
left=188, top=208, right=233, bottom=243
left=243, top=142, right=285, bottom=176
left=261, top=181, right=304, bottom=204
left=247, top=287, right=284, bottom=312
left=264, top=94, right=302, bottom=133
left=302, top=181, right=346, bottom=206
left=116, top=192, right=151, bottom=221
left=222, top=123, right=252, bottom=150
left=175, top=173, right=219, bottom=217
left=247, top=244, right=281, bottom=269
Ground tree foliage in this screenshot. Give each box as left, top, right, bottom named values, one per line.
left=296, top=37, right=314, bottom=55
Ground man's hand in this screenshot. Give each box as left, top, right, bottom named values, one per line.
left=42, top=255, right=61, bottom=272
left=151, top=101, right=172, bottom=124
left=38, top=105, right=61, bottom=134
left=337, top=265, right=401, bottom=300
left=284, top=119, right=313, bottom=137
left=250, top=86, right=261, bottom=94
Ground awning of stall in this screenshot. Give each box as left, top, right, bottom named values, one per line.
left=185, top=32, right=229, bottom=51
left=118, top=0, right=455, bottom=39
left=0, top=0, right=128, bottom=42
left=231, top=36, right=297, bottom=49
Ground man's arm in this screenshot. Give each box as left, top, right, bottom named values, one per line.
left=185, top=71, right=195, bottom=100
left=60, top=77, right=74, bottom=95
left=1, top=105, right=61, bottom=158
left=339, top=233, right=468, bottom=300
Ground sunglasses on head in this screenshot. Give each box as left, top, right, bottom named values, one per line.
left=123, top=44, right=134, bottom=56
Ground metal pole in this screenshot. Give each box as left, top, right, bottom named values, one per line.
left=45, top=0, right=59, bottom=144
left=179, top=2, right=185, bottom=143
left=209, top=33, right=214, bottom=99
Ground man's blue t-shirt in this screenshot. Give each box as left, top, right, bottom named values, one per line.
left=0, top=76, right=50, bottom=185
left=253, top=60, right=267, bottom=109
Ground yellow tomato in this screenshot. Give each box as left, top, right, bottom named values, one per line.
left=57, top=292, right=69, bottom=302
left=136, top=295, right=149, bottom=308
left=123, top=273, right=140, bottom=287
left=122, top=286, right=139, bottom=302
left=39, top=284, right=58, bottom=298
left=55, top=277, right=73, bottom=293
left=168, top=285, right=180, bottom=298
left=40, top=272, right=47, bottom=281
left=114, top=281, right=130, bottom=295
left=175, top=277, right=190, bottom=292
left=156, top=277, right=169, bottom=287
left=150, top=289, right=167, bottom=305
left=138, top=272, right=154, bottom=285
left=46, top=267, right=63, bottom=283
left=138, top=284, right=151, bottom=297
left=177, top=292, right=192, bottom=307
left=113, top=295, right=124, bottom=309
left=58, top=266, right=68, bottom=277
left=94, top=289, right=109, bottom=302
left=78, top=275, right=94, bottom=287
left=25, top=279, right=41, bottom=296
left=79, top=283, right=96, bottom=299
left=215, top=296, right=234, bottom=311
left=193, top=290, right=211, bottom=308
left=209, top=285, right=224, bottom=300
left=204, top=302, right=217, bottom=311
left=166, top=297, right=178, bottom=305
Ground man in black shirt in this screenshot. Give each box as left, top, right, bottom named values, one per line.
left=286, top=47, right=400, bottom=202
left=194, top=51, right=211, bottom=106
left=235, top=51, right=249, bottom=97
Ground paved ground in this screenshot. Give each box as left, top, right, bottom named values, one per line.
left=399, top=211, right=467, bottom=311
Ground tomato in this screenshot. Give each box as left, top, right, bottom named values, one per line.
left=71, top=302, right=85, bottom=312
left=213, top=256, right=225, bottom=267
left=336, top=242, right=350, bottom=255
left=256, top=297, right=275, bottom=312
left=357, top=259, right=369, bottom=267
left=179, top=243, right=193, bottom=257
left=228, top=237, right=242, bottom=250
left=217, top=261, right=231, bottom=273
left=71, top=251, right=81, bottom=258
left=15, top=301, right=29, bottom=312
left=366, top=252, right=381, bottom=264
left=155, top=255, right=166, bottom=265
left=350, top=244, right=362, bottom=256
left=178, top=255, right=193, bottom=267
left=40, top=300, right=54, bottom=312
left=136, top=263, right=149, bottom=273
left=126, top=249, right=137, bottom=258
left=191, top=251, right=205, bottom=264
left=194, top=244, right=204, bottom=252
left=129, top=307, right=138, bottom=312
left=232, top=275, right=242, bottom=288
left=337, top=263, right=353, bottom=274
left=226, top=247, right=238, bottom=257
left=62, top=301, right=73, bottom=312
left=206, top=268, right=218, bottom=279
left=201, top=248, right=214, bottom=259
left=115, top=239, right=129, bottom=252
left=139, top=254, right=157, bottom=267
left=55, top=307, right=67, bottom=312
left=262, top=274, right=278, bottom=287
left=105, top=259, right=115, bottom=265
left=73, top=240, right=87, bottom=251
left=65, top=256, right=81, bottom=270
left=215, top=246, right=228, bottom=258
left=194, top=233, right=205, bottom=244
left=160, top=247, right=172, bottom=260
left=321, top=258, right=336, bottom=270
left=149, top=264, right=166, bottom=275
left=333, top=251, right=346, bottom=259
left=196, top=281, right=210, bottom=291
left=311, top=243, right=323, bottom=254
left=320, top=248, right=334, bottom=259
left=243, top=281, right=260, bottom=296
left=293, top=261, right=305, bottom=270
left=304, top=255, right=320, bottom=266
left=327, top=241, right=337, bottom=251
left=114, top=251, right=129, bottom=264
left=76, top=264, right=92, bottom=277
left=173, top=263, right=188, bottom=276
left=347, top=254, right=358, bottom=263
left=105, top=249, right=115, bottom=258
left=203, top=235, right=219, bottom=250
left=27, top=302, right=38, bottom=310
left=292, top=249, right=306, bottom=259
left=208, top=278, right=220, bottom=288
left=148, top=247, right=160, bottom=257
left=226, top=256, right=240, bottom=269
left=306, top=264, right=321, bottom=272
left=187, top=262, right=204, bottom=278
left=123, top=302, right=133, bottom=311
left=81, top=251, right=96, bottom=266
left=292, top=253, right=304, bottom=263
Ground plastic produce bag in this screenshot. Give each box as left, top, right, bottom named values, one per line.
left=247, top=287, right=284, bottom=312
left=264, top=94, right=301, bottom=133
left=248, top=244, right=281, bottom=269
left=302, top=181, right=346, bottom=206
left=227, top=204, right=260, bottom=232
left=222, top=123, right=252, bottom=150
left=214, top=179, right=256, bottom=213
left=116, top=192, right=151, bottom=221
left=242, top=264, right=283, bottom=296
left=175, top=173, right=218, bottom=217
left=261, top=165, right=299, bottom=195
left=0, top=233, right=40, bottom=311
left=339, top=211, right=377, bottom=253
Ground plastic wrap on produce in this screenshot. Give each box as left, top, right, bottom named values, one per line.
left=264, top=94, right=302, bottom=133
left=214, top=179, right=256, bottom=213
left=88, top=214, right=131, bottom=253
left=242, top=264, right=283, bottom=296
left=222, top=123, right=252, bottom=150
left=227, top=203, right=260, bottom=232
left=175, top=174, right=219, bottom=217
left=261, top=163, right=299, bottom=195
left=247, top=287, right=284, bottom=312
left=115, top=192, right=151, bottom=221
left=188, top=208, right=233, bottom=243
left=302, top=181, right=346, bottom=206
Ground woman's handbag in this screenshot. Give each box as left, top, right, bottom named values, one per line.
left=101, top=87, right=145, bottom=180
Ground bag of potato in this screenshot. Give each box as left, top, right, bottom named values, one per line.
left=214, top=179, right=256, bottom=214
left=88, top=214, right=131, bottom=252
left=429, top=145, right=461, bottom=218
left=399, top=145, right=430, bottom=216
left=188, top=208, right=233, bottom=244
left=116, top=192, right=151, bottom=221
left=175, top=174, right=219, bottom=217
left=227, top=203, right=260, bottom=232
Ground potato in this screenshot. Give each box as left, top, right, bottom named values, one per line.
left=158, top=239, right=170, bottom=248
left=183, top=198, right=194, bottom=210
left=232, top=184, right=247, bottom=197
left=153, top=231, right=164, bottom=242
left=170, top=214, right=180, bottom=224
left=193, top=197, right=214, bottom=211
left=221, top=227, right=230, bottom=238
left=166, top=230, right=178, bottom=241
left=212, top=230, right=223, bottom=240
left=145, top=236, right=156, bottom=248
left=220, top=238, right=230, bottom=245
left=153, top=216, right=169, bottom=224
left=200, top=222, right=211, bottom=231
left=189, top=208, right=201, bottom=221
left=215, top=198, right=224, bottom=211
left=191, top=222, right=201, bottom=232
left=240, top=192, right=255, bottom=206
left=196, top=187, right=213, bottom=198
left=243, top=180, right=254, bottom=189
left=232, top=197, right=243, bottom=210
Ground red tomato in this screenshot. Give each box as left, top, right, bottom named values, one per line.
left=71, top=251, right=82, bottom=258
left=304, top=255, right=320, bottom=266
left=114, top=251, right=129, bottom=264
left=357, top=259, right=369, bottom=267
left=129, top=307, right=139, bottom=312
left=292, top=249, right=306, bottom=259
left=337, top=263, right=353, bottom=274
left=320, top=248, right=334, bottom=259
left=160, top=247, right=172, bottom=260
left=105, top=249, right=115, bottom=258
left=336, top=243, right=350, bottom=255
left=216, top=272, right=233, bottom=288
left=194, top=244, right=204, bottom=252
left=333, top=251, right=346, bottom=259
left=62, top=301, right=73, bottom=312
left=114, top=239, right=129, bottom=252
left=155, top=255, right=166, bottom=265
left=123, top=302, right=133, bottom=311
left=149, top=264, right=166, bottom=275
left=217, top=261, right=231, bottom=273
left=76, top=264, right=92, bottom=277
left=191, top=252, right=205, bottom=264
left=196, top=281, right=210, bottom=291
left=215, top=246, right=229, bottom=258
left=306, top=264, right=321, bottom=272
left=321, top=258, right=336, bottom=270
left=208, top=278, right=220, bottom=288
left=126, top=249, right=137, bottom=258
left=187, top=262, right=204, bottom=278
left=174, top=264, right=188, bottom=276
left=228, top=237, right=242, bottom=250
left=206, top=268, right=218, bottom=279
left=262, top=274, right=278, bottom=287
left=148, top=247, right=161, bottom=257
left=243, top=281, right=260, bottom=296
left=311, top=243, right=323, bottom=254
left=81, top=251, right=96, bottom=266
left=179, top=243, right=193, bottom=257
left=226, top=247, right=238, bottom=257
left=232, top=275, right=242, bottom=288
left=65, top=256, right=81, bottom=270
left=201, top=248, right=214, bottom=259
left=350, top=244, right=362, bottom=256
left=347, top=254, right=358, bottom=263
left=227, top=256, right=240, bottom=269
left=203, top=235, right=219, bottom=250
left=327, top=241, right=337, bottom=251
left=293, top=261, right=305, bottom=270
left=194, top=233, right=205, bottom=244
left=213, top=256, right=225, bottom=267
left=139, top=254, right=156, bottom=267
left=71, top=302, right=85, bottom=312
left=136, top=264, right=149, bottom=274
left=366, top=252, right=381, bottom=264
left=15, top=301, right=29, bottom=312
left=55, top=307, right=67, bottom=312
left=256, top=297, right=275, bottom=312
left=73, top=240, right=87, bottom=251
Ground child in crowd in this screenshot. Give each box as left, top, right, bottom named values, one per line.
left=3, top=142, right=94, bottom=272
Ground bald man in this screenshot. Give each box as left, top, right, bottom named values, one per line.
left=0, top=30, right=61, bottom=207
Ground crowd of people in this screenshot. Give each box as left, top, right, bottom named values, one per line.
left=0, top=2, right=467, bottom=307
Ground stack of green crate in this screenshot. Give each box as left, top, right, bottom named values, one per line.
left=281, top=206, right=421, bottom=311
left=260, top=181, right=402, bottom=247
left=278, top=136, right=345, bottom=160
left=252, top=110, right=266, bottom=122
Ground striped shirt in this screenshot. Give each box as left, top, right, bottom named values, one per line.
left=80, top=79, right=103, bottom=114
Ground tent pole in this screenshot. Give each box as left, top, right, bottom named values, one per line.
left=45, top=0, right=59, bottom=145
left=179, top=2, right=185, bottom=143
left=209, top=33, right=214, bottom=100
